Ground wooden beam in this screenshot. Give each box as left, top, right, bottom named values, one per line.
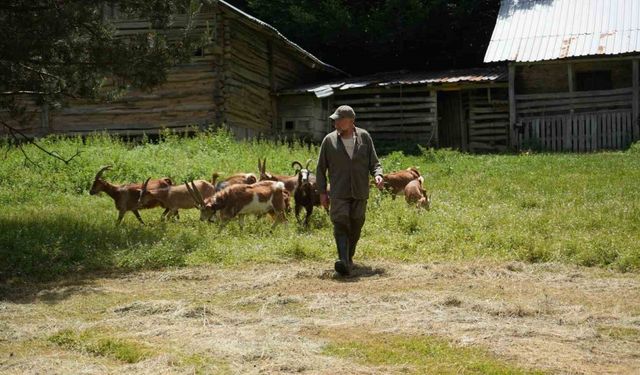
left=459, top=91, right=468, bottom=151
left=508, top=64, right=517, bottom=150
left=633, top=59, right=639, bottom=141
left=431, top=90, right=439, bottom=147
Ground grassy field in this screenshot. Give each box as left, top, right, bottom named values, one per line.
left=1, top=129, right=640, bottom=283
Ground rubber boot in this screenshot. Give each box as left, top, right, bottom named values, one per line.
left=334, top=234, right=351, bottom=276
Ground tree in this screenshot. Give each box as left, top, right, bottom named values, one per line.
left=0, top=0, right=210, bottom=164
left=236, top=0, right=499, bottom=75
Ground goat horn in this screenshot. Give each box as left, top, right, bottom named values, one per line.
left=184, top=181, right=203, bottom=208
left=291, top=161, right=303, bottom=172
left=305, top=159, right=313, bottom=170
left=94, top=165, right=112, bottom=180
left=190, top=180, right=206, bottom=207
left=141, top=177, right=151, bottom=192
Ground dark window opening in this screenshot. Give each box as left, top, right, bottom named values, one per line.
left=576, top=70, right=612, bottom=91
left=193, top=47, right=204, bottom=57
left=284, top=120, right=295, bottom=131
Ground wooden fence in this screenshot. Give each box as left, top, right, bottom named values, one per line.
left=518, top=110, right=634, bottom=152
left=515, top=88, right=637, bottom=151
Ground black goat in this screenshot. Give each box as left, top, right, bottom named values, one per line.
left=291, top=159, right=322, bottom=226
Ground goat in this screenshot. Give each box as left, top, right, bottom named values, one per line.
left=186, top=180, right=288, bottom=225
left=211, top=172, right=257, bottom=192
left=291, top=159, right=322, bottom=225
left=89, top=165, right=172, bottom=225
left=379, top=167, right=421, bottom=199
left=404, top=176, right=431, bottom=209
left=257, top=157, right=298, bottom=193
left=138, top=178, right=215, bottom=220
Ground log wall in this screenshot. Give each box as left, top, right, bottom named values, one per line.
left=2, top=3, right=337, bottom=138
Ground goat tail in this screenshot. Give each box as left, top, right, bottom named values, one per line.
left=274, top=181, right=285, bottom=191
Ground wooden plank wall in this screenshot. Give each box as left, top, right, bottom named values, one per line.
left=467, top=88, right=509, bottom=152
left=333, top=86, right=437, bottom=143
left=515, top=88, right=635, bottom=151
left=224, top=16, right=272, bottom=133
left=223, top=14, right=331, bottom=136
left=2, top=4, right=336, bottom=139
left=518, top=111, right=634, bottom=151
left=47, top=10, right=220, bottom=136
left=276, top=95, right=326, bottom=141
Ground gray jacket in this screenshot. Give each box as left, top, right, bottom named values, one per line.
left=316, top=127, right=383, bottom=200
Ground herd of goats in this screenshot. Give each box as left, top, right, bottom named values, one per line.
left=89, top=158, right=432, bottom=226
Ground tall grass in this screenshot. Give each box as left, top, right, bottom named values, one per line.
left=1, top=129, right=639, bottom=282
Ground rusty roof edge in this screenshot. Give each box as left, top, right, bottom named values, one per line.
left=277, top=67, right=508, bottom=96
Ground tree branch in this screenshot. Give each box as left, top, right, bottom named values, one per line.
left=0, top=120, right=81, bottom=166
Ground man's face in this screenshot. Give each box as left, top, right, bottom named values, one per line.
left=333, top=117, right=354, bottom=134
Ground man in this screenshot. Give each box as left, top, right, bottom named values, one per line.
left=316, top=105, right=384, bottom=276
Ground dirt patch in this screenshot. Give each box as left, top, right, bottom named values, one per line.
left=1, top=261, right=639, bottom=374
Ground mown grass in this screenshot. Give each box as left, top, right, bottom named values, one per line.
left=1, top=129, right=639, bottom=282
left=48, top=328, right=153, bottom=363
left=322, top=331, right=545, bottom=374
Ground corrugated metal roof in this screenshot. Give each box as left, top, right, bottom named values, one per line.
left=219, top=1, right=345, bottom=76
left=278, top=67, right=507, bottom=98
left=484, top=0, right=640, bottom=63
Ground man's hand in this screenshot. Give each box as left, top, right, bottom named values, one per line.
left=375, top=175, right=384, bottom=190
left=320, top=193, right=330, bottom=209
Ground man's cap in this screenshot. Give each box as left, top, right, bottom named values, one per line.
left=329, top=105, right=356, bottom=120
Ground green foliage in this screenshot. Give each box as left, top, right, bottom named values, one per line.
left=1, top=130, right=639, bottom=282
left=240, top=0, right=500, bottom=74
left=323, top=332, right=545, bottom=374
left=0, top=0, right=210, bottom=118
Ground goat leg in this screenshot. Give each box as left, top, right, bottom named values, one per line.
left=294, top=203, right=303, bottom=223
left=304, top=206, right=313, bottom=226
left=116, top=211, right=126, bottom=225
left=132, top=210, right=145, bottom=225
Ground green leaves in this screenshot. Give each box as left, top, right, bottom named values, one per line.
left=0, top=0, right=210, bottom=117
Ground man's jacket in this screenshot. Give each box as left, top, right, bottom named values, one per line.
left=316, top=127, right=383, bottom=200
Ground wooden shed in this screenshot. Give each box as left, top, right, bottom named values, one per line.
left=5, top=1, right=344, bottom=139
left=276, top=68, right=510, bottom=152
left=485, top=0, right=640, bottom=152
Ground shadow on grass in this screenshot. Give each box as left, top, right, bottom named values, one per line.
left=0, top=214, right=174, bottom=302
left=327, top=264, right=387, bottom=282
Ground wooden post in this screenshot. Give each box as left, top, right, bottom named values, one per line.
left=508, top=64, right=516, bottom=150
left=431, top=89, right=439, bottom=148
left=459, top=90, right=468, bottom=151
left=565, top=62, right=575, bottom=151
left=633, top=59, right=639, bottom=141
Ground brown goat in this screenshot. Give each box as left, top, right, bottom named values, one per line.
left=89, top=165, right=172, bottom=225
left=404, top=176, right=431, bottom=209
left=211, top=172, right=257, bottom=192
left=186, top=180, right=288, bottom=225
left=138, top=178, right=215, bottom=220
left=379, top=167, right=421, bottom=199
left=258, top=158, right=298, bottom=193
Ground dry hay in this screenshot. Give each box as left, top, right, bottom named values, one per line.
left=1, top=260, right=639, bottom=374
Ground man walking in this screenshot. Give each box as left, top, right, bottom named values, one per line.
left=316, top=105, right=384, bottom=276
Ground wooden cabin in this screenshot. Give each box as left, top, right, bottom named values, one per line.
left=4, top=1, right=344, bottom=139
left=276, top=68, right=510, bottom=152
left=485, top=0, right=640, bottom=152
